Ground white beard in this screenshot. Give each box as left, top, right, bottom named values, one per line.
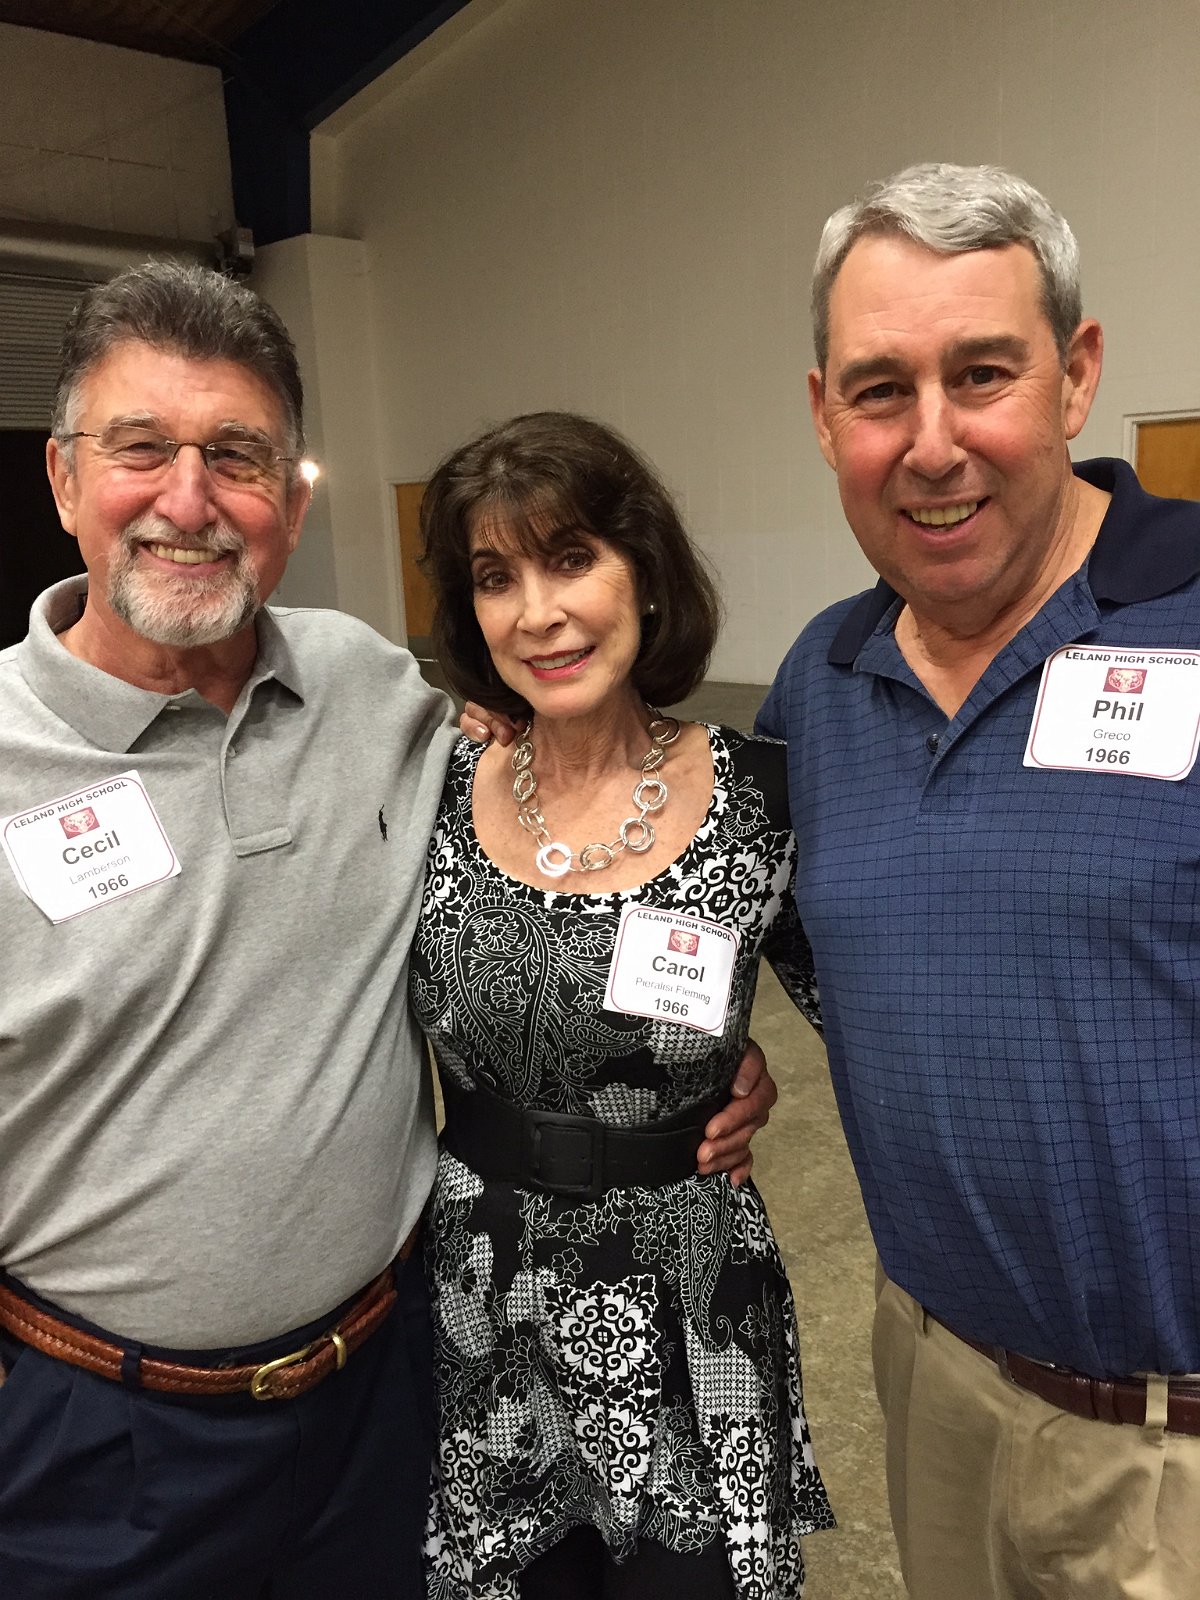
left=108, top=513, right=259, bottom=648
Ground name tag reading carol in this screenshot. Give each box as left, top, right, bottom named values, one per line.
left=1023, top=645, right=1200, bottom=781
left=604, top=904, right=739, bottom=1034
left=1, top=770, right=181, bottom=924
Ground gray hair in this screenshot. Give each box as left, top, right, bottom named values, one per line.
left=53, top=260, right=305, bottom=469
left=811, top=162, right=1082, bottom=372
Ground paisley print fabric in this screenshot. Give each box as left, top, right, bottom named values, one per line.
left=411, top=727, right=834, bottom=1598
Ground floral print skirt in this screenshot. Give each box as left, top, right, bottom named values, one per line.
left=423, top=1154, right=834, bottom=1599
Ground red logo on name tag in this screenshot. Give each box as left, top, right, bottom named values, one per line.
left=1104, top=667, right=1146, bottom=693
left=59, top=807, right=99, bottom=838
left=668, top=928, right=700, bottom=955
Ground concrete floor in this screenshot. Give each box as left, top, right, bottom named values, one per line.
left=672, top=682, right=904, bottom=1599
left=749, top=965, right=903, bottom=1599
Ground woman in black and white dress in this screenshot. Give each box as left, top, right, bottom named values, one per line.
left=411, top=413, right=833, bottom=1599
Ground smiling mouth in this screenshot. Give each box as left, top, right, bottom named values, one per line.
left=904, top=500, right=982, bottom=528
left=145, top=542, right=227, bottom=565
left=526, top=647, right=593, bottom=672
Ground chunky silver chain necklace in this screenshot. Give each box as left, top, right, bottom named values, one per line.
left=511, top=713, right=680, bottom=878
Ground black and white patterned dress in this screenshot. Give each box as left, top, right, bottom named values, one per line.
left=410, top=726, right=835, bottom=1599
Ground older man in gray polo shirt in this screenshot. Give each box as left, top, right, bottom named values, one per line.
left=0, top=263, right=771, bottom=1600
left=0, top=261, right=458, bottom=1599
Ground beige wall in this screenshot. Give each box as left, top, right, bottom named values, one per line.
left=0, top=22, right=232, bottom=242
left=305, top=0, right=1199, bottom=680
left=252, top=234, right=403, bottom=641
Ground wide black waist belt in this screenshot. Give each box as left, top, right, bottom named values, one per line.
left=440, top=1075, right=724, bottom=1200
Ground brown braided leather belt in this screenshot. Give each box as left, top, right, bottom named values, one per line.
left=931, top=1313, right=1200, bottom=1435
left=0, top=1227, right=417, bottom=1402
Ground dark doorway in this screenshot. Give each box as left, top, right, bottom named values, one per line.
left=0, top=431, right=84, bottom=649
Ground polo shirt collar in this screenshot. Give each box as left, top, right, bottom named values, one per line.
left=18, top=577, right=306, bottom=753
left=828, top=457, right=1200, bottom=664
left=251, top=605, right=305, bottom=701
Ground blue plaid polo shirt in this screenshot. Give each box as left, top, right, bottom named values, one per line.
left=758, top=458, right=1200, bottom=1378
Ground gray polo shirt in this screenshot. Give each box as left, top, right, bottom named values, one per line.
left=0, top=579, right=455, bottom=1346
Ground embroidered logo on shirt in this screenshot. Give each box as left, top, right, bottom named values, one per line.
left=1104, top=667, right=1147, bottom=693
left=59, top=807, right=99, bottom=838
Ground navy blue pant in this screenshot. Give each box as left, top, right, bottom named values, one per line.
left=0, top=1253, right=435, bottom=1598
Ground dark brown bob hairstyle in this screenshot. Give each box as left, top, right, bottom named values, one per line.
left=420, top=411, right=722, bottom=719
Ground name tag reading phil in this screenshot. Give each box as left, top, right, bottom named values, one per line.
left=604, top=904, right=738, bottom=1034
left=1023, top=645, right=1200, bottom=781
left=1, top=771, right=180, bottom=924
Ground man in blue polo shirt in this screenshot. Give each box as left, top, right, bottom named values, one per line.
left=758, top=162, right=1200, bottom=1598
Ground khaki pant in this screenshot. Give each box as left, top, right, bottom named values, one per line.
left=873, top=1272, right=1200, bottom=1600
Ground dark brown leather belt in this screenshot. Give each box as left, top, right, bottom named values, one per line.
left=0, top=1226, right=418, bottom=1402
left=931, top=1313, right=1200, bottom=1436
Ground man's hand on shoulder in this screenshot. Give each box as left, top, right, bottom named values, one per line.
left=461, top=702, right=521, bottom=747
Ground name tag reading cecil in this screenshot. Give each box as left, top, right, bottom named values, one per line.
left=1, top=771, right=180, bottom=924
left=604, top=904, right=739, bottom=1034
left=1023, top=645, right=1200, bottom=781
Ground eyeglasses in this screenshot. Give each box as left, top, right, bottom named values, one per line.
left=59, top=425, right=297, bottom=487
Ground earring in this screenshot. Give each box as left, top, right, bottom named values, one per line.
left=645, top=601, right=657, bottom=615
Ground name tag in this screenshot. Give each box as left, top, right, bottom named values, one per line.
left=1, top=771, right=181, bottom=924
left=603, top=904, right=738, bottom=1034
left=1023, top=645, right=1200, bottom=781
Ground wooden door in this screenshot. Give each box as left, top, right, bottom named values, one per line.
left=393, top=481, right=435, bottom=657
left=1134, top=417, right=1200, bottom=501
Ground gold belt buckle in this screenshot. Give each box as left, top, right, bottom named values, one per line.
left=249, top=1327, right=348, bottom=1401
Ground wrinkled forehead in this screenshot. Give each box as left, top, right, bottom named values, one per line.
left=76, top=340, right=286, bottom=435
left=826, top=236, right=1047, bottom=363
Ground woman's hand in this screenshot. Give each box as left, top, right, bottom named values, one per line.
left=696, top=1038, right=778, bottom=1187
left=461, top=702, right=521, bottom=747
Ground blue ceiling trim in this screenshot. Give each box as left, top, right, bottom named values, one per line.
left=223, top=75, right=312, bottom=247
left=224, top=0, right=472, bottom=246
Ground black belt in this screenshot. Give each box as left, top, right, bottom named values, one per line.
left=440, top=1075, right=724, bottom=1200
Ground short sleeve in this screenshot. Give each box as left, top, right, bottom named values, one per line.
left=762, top=854, right=822, bottom=1037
